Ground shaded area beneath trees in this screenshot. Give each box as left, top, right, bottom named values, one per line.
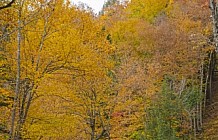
left=201, top=58, right=218, bottom=139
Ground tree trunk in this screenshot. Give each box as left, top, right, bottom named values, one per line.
left=9, top=0, right=22, bottom=139
left=210, top=0, right=218, bottom=51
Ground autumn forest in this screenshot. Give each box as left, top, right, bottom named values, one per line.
left=0, top=0, right=217, bottom=139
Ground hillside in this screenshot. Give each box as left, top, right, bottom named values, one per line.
left=0, top=0, right=216, bottom=139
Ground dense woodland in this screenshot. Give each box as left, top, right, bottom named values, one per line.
left=0, top=0, right=215, bottom=139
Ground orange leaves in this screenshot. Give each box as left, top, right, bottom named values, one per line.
left=105, top=0, right=211, bottom=138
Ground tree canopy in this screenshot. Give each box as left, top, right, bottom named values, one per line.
left=0, top=0, right=214, bottom=139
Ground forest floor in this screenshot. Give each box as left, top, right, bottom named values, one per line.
left=201, top=77, right=218, bottom=139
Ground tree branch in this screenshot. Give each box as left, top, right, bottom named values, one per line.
left=0, top=0, right=16, bottom=10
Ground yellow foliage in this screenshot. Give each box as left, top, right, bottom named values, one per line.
left=127, top=0, right=169, bottom=21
